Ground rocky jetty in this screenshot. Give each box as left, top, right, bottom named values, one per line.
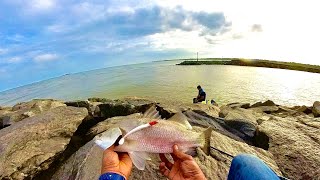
left=0, top=98, right=319, bottom=180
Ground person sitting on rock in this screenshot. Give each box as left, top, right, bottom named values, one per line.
left=99, top=144, right=282, bottom=180
left=193, top=85, right=206, bottom=103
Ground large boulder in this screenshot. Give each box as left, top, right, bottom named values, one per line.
left=256, top=116, right=320, bottom=179
left=1, top=99, right=66, bottom=126
left=53, top=117, right=281, bottom=180
left=223, top=107, right=259, bottom=126
left=157, top=102, right=220, bottom=119
left=87, top=98, right=155, bottom=119
left=87, top=113, right=142, bottom=139
left=187, top=103, right=220, bottom=118
left=0, top=107, right=12, bottom=129
left=0, top=106, right=88, bottom=179
left=251, top=100, right=276, bottom=108
left=208, top=130, right=282, bottom=177
left=226, top=102, right=250, bottom=109
left=52, top=140, right=166, bottom=180
left=312, top=101, right=320, bottom=117
left=250, top=106, right=279, bottom=114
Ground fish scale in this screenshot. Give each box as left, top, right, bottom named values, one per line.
left=95, top=107, right=212, bottom=170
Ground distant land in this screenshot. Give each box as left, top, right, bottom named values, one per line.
left=177, top=58, right=320, bottom=74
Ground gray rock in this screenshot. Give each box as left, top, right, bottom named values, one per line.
left=54, top=118, right=282, bottom=180
left=52, top=138, right=166, bottom=180
left=0, top=107, right=12, bottom=128
left=4, top=99, right=66, bottom=124
left=226, top=102, right=250, bottom=109
left=250, top=106, right=279, bottom=114
left=92, top=98, right=155, bottom=119
left=257, top=116, right=320, bottom=179
left=87, top=113, right=142, bottom=139
left=250, top=100, right=276, bottom=108
left=0, top=106, right=88, bottom=179
left=65, top=100, right=90, bottom=109
left=224, top=108, right=259, bottom=126
left=209, top=130, right=282, bottom=177
left=312, top=101, right=320, bottom=117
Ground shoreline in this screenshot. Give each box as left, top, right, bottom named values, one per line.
left=0, top=98, right=319, bottom=179
left=177, top=58, right=320, bottom=74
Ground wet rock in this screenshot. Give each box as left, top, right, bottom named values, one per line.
left=312, top=101, right=320, bottom=117
left=256, top=116, right=320, bottom=179
left=157, top=103, right=220, bottom=119
left=90, top=98, right=155, bottom=119
left=226, top=102, right=250, bottom=109
left=250, top=100, right=276, bottom=108
left=250, top=106, right=279, bottom=114
left=250, top=101, right=263, bottom=108
left=273, top=105, right=313, bottom=118
left=65, top=100, right=90, bottom=109
left=0, top=106, right=88, bottom=179
left=296, top=105, right=312, bottom=114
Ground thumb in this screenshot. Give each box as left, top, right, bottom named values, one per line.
left=172, top=145, right=193, bottom=161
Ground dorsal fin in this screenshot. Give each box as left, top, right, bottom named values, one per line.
left=168, top=112, right=192, bottom=130
left=143, top=105, right=161, bottom=119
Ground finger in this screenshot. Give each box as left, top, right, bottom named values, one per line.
left=159, top=162, right=170, bottom=177
left=172, top=145, right=193, bottom=161
left=159, top=154, right=173, bottom=169
left=170, top=153, right=179, bottom=161
left=118, top=152, right=133, bottom=167
left=101, top=145, right=118, bottom=174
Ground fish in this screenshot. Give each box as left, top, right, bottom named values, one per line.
left=95, top=106, right=212, bottom=170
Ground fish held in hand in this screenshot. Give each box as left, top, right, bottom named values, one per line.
left=95, top=106, right=212, bottom=170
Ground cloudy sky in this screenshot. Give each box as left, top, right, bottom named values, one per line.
left=0, top=0, right=319, bottom=91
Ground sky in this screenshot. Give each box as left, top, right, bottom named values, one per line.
left=0, top=0, right=320, bottom=91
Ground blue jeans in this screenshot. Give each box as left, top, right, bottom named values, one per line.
left=228, top=154, right=280, bottom=180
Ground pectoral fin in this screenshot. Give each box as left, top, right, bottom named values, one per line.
left=95, top=127, right=122, bottom=150
left=168, top=112, right=192, bottom=130
left=128, top=151, right=151, bottom=170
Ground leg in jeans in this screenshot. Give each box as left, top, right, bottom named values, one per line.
left=227, top=154, right=280, bottom=180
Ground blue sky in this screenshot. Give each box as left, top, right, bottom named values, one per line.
left=0, top=0, right=319, bottom=92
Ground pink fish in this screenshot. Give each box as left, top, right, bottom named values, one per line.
left=95, top=106, right=212, bottom=170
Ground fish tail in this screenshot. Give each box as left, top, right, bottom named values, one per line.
left=200, top=127, right=212, bottom=155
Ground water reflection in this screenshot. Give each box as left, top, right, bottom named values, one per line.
left=1, top=61, right=320, bottom=106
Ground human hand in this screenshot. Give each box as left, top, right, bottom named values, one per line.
left=159, top=145, right=207, bottom=180
left=101, top=145, right=133, bottom=179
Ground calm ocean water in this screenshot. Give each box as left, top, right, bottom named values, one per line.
left=1, top=60, right=320, bottom=106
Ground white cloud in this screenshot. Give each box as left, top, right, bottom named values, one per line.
left=33, top=53, right=58, bottom=62
left=7, top=57, right=23, bottom=63
left=0, top=48, right=8, bottom=55
left=30, top=0, right=55, bottom=10
left=46, top=24, right=68, bottom=33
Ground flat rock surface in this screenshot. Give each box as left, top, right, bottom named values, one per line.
left=0, top=106, right=88, bottom=179
left=52, top=139, right=166, bottom=180
left=0, top=99, right=66, bottom=127
left=257, top=116, right=320, bottom=179
left=209, top=130, right=282, bottom=177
